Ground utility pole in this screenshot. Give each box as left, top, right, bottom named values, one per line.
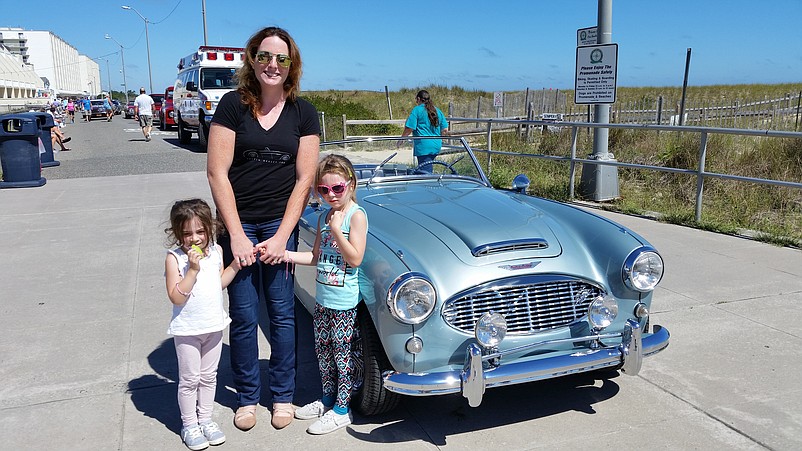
left=202, top=0, right=208, bottom=45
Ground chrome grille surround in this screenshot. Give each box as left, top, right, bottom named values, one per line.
left=441, top=275, right=605, bottom=335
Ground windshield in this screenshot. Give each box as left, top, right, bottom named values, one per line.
left=319, top=136, right=489, bottom=186
left=201, top=68, right=237, bottom=89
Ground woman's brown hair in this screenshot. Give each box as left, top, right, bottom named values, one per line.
left=236, top=27, right=303, bottom=117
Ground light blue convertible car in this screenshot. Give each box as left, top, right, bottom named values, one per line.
left=294, top=136, right=670, bottom=415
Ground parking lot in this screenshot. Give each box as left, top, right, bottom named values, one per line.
left=1, top=117, right=800, bottom=450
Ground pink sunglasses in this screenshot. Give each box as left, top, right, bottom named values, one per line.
left=316, top=181, right=350, bottom=196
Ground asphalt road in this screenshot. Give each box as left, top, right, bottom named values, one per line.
left=2, top=116, right=801, bottom=450
left=45, top=113, right=207, bottom=179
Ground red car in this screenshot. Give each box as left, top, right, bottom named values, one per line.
left=158, top=86, right=175, bottom=131
left=150, top=93, right=164, bottom=125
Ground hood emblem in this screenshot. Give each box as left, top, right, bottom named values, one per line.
left=498, top=261, right=541, bottom=271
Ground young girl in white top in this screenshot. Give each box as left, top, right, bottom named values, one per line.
left=165, top=198, right=240, bottom=450
left=264, top=155, right=367, bottom=435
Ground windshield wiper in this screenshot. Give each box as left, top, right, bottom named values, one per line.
left=367, top=152, right=398, bottom=186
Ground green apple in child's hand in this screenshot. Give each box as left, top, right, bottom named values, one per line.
left=191, top=244, right=204, bottom=257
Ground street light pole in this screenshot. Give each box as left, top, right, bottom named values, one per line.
left=105, top=58, right=112, bottom=96
left=105, top=34, right=129, bottom=103
left=121, top=5, right=153, bottom=93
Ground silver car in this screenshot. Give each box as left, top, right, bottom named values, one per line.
left=294, top=136, right=670, bottom=415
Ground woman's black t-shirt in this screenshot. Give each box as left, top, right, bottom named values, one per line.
left=212, top=91, right=320, bottom=223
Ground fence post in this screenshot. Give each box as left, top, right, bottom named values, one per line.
left=342, top=114, right=347, bottom=140
left=569, top=126, right=579, bottom=199
left=795, top=91, right=801, bottom=131
left=695, top=131, right=708, bottom=222
left=486, top=120, right=493, bottom=174
left=320, top=111, right=326, bottom=141
left=476, top=96, right=481, bottom=128
left=656, top=96, right=663, bottom=126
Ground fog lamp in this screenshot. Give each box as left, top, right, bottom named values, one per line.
left=475, top=312, right=507, bottom=348
left=405, top=336, right=423, bottom=354
left=588, top=294, right=618, bottom=330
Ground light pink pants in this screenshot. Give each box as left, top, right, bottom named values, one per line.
left=174, top=331, right=223, bottom=427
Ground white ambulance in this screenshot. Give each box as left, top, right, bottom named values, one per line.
left=173, top=46, right=245, bottom=150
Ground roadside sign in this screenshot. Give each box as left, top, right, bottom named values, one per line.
left=493, top=91, right=503, bottom=107
left=574, top=43, right=618, bottom=104
left=577, top=27, right=597, bottom=46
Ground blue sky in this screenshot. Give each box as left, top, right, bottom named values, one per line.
left=3, top=0, right=801, bottom=93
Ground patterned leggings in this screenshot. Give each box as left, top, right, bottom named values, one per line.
left=313, top=303, right=357, bottom=410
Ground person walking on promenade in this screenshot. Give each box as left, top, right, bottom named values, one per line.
left=104, top=94, right=114, bottom=122
left=134, top=88, right=155, bottom=142
left=66, top=99, right=75, bottom=123
left=207, top=26, right=320, bottom=431
left=278, top=155, right=367, bottom=435
left=81, top=97, right=91, bottom=122
left=400, top=89, right=449, bottom=172
left=164, top=198, right=241, bottom=450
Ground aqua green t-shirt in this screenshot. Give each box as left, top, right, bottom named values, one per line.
left=405, top=104, right=448, bottom=156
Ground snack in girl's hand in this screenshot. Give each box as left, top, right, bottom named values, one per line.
left=191, top=244, right=205, bottom=257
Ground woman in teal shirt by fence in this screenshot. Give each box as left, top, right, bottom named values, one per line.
left=401, top=89, right=449, bottom=172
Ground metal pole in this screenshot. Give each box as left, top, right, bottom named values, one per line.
left=106, top=59, right=112, bottom=95
left=385, top=85, right=393, bottom=119
left=202, top=0, right=208, bottom=46
left=144, top=19, right=153, bottom=93
left=579, top=0, right=619, bottom=201
left=123, top=6, right=153, bottom=93
left=679, top=48, right=691, bottom=126
left=120, top=46, right=128, bottom=103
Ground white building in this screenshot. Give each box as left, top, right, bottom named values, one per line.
left=0, top=27, right=99, bottom=98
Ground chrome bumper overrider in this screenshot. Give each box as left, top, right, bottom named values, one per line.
left=382, top=319, right=669, bottom=407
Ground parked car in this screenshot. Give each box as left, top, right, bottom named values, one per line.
left=158, top=86, right=175, bottom=131
left=150, top=93, right=164, bottom=124
left=88, top=99, right=109, bottom=120
left=293, top=136, right=670, bottom=416
left=125, top=101, right=136, bottom=119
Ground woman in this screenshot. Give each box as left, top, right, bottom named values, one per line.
left=400, top=89, right=449, bottom=172
left=207, top=26, right=320, bottom=431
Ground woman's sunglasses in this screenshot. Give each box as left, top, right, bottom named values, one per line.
left=254, top=51, right=292, bottom=68
left=317, top=181, right=349, bottom=196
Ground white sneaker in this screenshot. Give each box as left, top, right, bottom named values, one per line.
left=306, top=409, right=352, bottom=435
left=295, top=400, right=331, bottom=420
left=180, top=424, right=209, bottom=450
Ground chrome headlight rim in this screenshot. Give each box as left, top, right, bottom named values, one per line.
left=623, top=246, right=664, bottom=292
left=386, top=272, right=436, bottom=325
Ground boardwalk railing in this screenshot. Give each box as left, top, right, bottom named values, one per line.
left=340, top=115, right=802, bottom=222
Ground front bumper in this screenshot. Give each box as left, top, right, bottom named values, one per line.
left=382, top=319, right=669, bottom=407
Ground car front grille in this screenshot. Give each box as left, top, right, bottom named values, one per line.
left=441, top=276, right=604, bottom=334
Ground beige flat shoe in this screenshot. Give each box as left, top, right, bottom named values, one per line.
left=271, top=403, right=295, bottom=429
left=234, top=405, right=257, bottom=431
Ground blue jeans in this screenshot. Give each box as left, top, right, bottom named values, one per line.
left=415, top=154, right=436, bottom=173
left=219, top=219, right=298, bottom=407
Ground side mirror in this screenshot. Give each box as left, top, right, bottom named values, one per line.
left=186, top=81, right=197, bottom=92
left=512, top=174, right=530, bottom=194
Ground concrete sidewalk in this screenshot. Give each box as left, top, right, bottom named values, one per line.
left=1, top=172, right=801, bottom=450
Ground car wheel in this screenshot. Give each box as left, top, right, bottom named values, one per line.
left=351, top=304, right=401, bottom=416
left=198, top=121, right=208, bottom=150
left=177, top=119, right=191, bottom=145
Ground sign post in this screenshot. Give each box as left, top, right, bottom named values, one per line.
left=574, top=43, right=618, bottom=105
left=493, top=91, right=503, bottom=117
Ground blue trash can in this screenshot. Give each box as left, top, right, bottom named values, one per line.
left=0, top=114, right=46, bottom=188
left=25, top=111, right=60, bottom=168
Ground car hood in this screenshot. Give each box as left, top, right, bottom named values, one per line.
left=362, top=181, right=563, bottom=265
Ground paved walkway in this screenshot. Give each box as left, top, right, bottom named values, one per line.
left=1, top=121, right=801, bottom=449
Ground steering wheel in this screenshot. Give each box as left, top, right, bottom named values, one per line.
left=413, top=160, right=458, bottom=175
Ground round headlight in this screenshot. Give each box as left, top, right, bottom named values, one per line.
left=624, top=247, right=664, bottom=292
left=475, top=312, right=507, bottom=348
left=588, top=294, right=618, bottom=330
left=387, top=273, right=436, bottom=324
